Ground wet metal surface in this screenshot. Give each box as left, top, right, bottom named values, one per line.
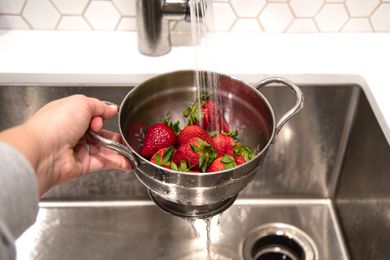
left=16, top=200, right=347, bottom=260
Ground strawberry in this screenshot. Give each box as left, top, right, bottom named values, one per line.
left=151, top=146, right=191, bottom=172
left=141, top=122, right=177, bottom=158
left=174, top=137, right=218, bottom=172
left=151, top=146, right=175, bottom=169
left=212, top=131, right=238, bottom=156
left=233, top=142, right=254, bottom=165
left=177, top=125, right=213, bottom=146
left=202, top=100, right=230, bottom=132
left=207, top=155, right=237, bottom=172
left=183, top=97, right=229, bottom=132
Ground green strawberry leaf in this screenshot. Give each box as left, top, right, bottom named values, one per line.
left=221, top=155, right=235, bottom=164
left=228, top=129, right=238, bottom=139
left=199, top=153, right=204, bottom=169
left=170, top=162, right=178, bottom=171
left=155, top=154, right=162, bottom=165
left=233, top=142, right=254, bottom=162
left=190, top=143, right=200, bottom=152
left=234, top=147, right=242, bottom=156
left=223, top=162, right=236, bottom=170
left=163, top=117, right=181, bottom=134
left=183, top=104, right=202, bottom=125
left=180, top=160, right=188, bottom=171
left=163, top=146, right=174, bottom=162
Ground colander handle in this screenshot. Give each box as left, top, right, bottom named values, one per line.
left=255, top=77, right=304, bottom=136
left=86, top=101, right=139, bottom=169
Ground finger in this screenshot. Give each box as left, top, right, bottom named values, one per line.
left=86, top=97, right=118, bottom=120
left=90, top=116, right=103, bottom=132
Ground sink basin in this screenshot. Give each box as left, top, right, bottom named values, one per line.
left=0, top=75, right=388, bottom=259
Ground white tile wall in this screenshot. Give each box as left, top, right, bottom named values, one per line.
left=259, top=3, right=294, bottom=32
left=315, top=4, right=349, bottom=32
left=0, top=0, right=390, bottom=32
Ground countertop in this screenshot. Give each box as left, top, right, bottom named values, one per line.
left=0, top=30, right=389, bottom=141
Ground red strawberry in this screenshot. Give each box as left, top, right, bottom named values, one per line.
left=212, top=131, right=237, bottom=156
left=207, top=155, right=237, bottom=172
left=233, top=142, right=254, bottom=165
left=234, top=154, right=246, bottom=166
left=151, top=146, right=191, bottom=172
left=174, top=137, right=218, bottom=172
left=183, top=97, right=229, bottom=132
left=202, top=100, right=230, bottom=132
left=151, top=146, right=175, bottom=169
left=177, top=125, right=213, bottom=146
left=141, top=122, right=176, bottom=158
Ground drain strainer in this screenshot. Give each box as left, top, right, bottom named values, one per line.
left=242, top=223, right=318, bottom=260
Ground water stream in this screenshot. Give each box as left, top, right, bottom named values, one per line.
left=189, top=0, right=224, bottom=133
left=185, top=2, right=228, bottom=259
left=186, top=215, right=225, bottom=260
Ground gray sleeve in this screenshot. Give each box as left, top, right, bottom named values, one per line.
left=0, top=142, right=39, bottom=260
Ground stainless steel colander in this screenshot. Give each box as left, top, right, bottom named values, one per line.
left=89, top=70, right=303, bottom=218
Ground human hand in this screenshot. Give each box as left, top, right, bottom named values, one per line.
left=0, top=95, right=131, bottom=196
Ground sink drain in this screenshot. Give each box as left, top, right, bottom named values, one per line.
left=242, top=223, right=318, bottom=260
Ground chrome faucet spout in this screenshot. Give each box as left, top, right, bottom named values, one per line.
left=136, top=0, right=198, bottom=56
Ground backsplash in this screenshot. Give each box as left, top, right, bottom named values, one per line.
left=0, top=0, right=389, bottom=32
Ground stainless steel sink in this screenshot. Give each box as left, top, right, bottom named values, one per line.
left=0, top=75, right=388, bottom=259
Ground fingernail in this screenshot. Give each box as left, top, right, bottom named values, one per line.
left=109, top=104, right=119, bottom=111
left=104, top=101, right=119, bottom=111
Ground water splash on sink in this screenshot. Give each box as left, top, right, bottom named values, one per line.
left=186, top=214, right=227, bottom=260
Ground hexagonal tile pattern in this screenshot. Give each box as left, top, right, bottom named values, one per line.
left=371, top=4, right=390, bottom=31
left=0, top=0, right=26, bottom=14
left=345, top=0, right=379, bottom=17
left=259, top=3, right=294, bottom=32
left=84, top=1, right=121, bottom=30
left=116, top=17, right=137, bottom=31
left=287, top=18, right=318, bottom=32
left=289, top=0, right=324, bottom=17
left=342, top=18, right=372, bottom=32
left=23, top=0, right=60, bottom=29
left=0, top=15, right=30, bottom=29
left=212, top=2, right=236, bottom=31
left=230, top=0, right=266, bottom=17
left=57, top=16, right=91, bottom=30
left=315, top=4, right=348, bottom=32
left=231, top=19, right=262, bottom=32
left=113, top=0, right=136, bottom=16
left=51, top=0, right=89, bottom=15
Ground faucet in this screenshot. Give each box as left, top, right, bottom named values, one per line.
left=136, top=0, right=199, bottom=56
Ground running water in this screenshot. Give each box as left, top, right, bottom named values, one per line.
left=189, top=0, right=224, bottom=132
left=187, top=215, right=222, bottom=260
left=185, top=1, right=227, bottom=259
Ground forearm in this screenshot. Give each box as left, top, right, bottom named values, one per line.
left=0, top=124, right=52, bottom=195
left=0, top=124, right=42, bottom=170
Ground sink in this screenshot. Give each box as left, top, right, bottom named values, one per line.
left=0, top=75, right=388, bottom=259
